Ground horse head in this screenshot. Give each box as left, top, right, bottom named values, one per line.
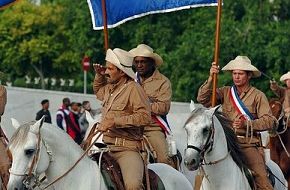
left=8, top=117, right=51, bottom=190
left=184, top=101, right=218, bottom=170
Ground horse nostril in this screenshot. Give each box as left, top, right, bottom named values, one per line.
left=191, top=159, right=196, bottom=166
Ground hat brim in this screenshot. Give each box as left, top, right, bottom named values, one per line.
left=106, top=49, right=136, bottom=80
left=129, top=48, right=163, bottom=67
left=280, top=72, right=290, bottom=82
left=221, top=62, right=261, bottom=78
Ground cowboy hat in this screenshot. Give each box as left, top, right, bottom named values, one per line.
left=221, top=56, right=261, bottom=78
left=280, top=71, right=290, bottom=82
left=105, top=48, right=136, bottom=80
left=129, top=44, right=163, bottom=67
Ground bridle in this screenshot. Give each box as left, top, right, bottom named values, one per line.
left=9, top=130, right=52, bottom=189
left=9, top=128, right=104, bottom=190
left=186, top=116, right=215, bottom=166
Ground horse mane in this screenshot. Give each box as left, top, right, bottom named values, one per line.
left=9, top=121, right=36, bottom=148
left=213, top=111, right=248, bottom=172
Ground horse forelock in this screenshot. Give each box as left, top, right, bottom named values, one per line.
left=9, top=121, right=36, bottom=149
left=184, top=107, right=208, bottom=128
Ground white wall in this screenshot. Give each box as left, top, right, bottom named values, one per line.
left=1, top=86, right=196, bottom=184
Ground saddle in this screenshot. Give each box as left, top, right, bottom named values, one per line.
left=243, top=162, right=277, bottom=190
left=90, top=152, right=165, bottom=190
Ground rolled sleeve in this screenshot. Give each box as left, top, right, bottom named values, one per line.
left=93, top=74, right=107, bottom=101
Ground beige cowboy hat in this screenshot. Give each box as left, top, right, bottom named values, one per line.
left=105, top=48, right=136, bottom=80
left=280, top=71, right=290, bottom=82
left=129, top=44, right=163, bottom=67
left=221, top=56, right=261, bottom=78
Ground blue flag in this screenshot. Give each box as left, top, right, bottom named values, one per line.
left=0, top=0, right=17, bottom=9
left=87, top=0, right=217, bottom=30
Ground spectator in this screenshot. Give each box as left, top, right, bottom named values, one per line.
left=56, top=98, right=82, bottom=144
left=35, top=99, right=52, bottom=123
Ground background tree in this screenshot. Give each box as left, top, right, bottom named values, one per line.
left=0, top=0, right=289, bottom=101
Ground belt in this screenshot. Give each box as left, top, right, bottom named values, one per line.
left=104, top=136, right=142, bottom=149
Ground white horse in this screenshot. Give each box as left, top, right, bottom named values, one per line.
left=183, top=102, right=287, bottom=190
left=7, top=117, right=192, bottom=190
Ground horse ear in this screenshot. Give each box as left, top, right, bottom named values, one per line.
left=190, top=100, right=196, bottom=112
left=11, top=118, right=21, bottom=129
left=85, top=110, right=94, bottom=124
left=207, top=105, right=221, bottom=116
left=31, top=116, right=45, bottom=133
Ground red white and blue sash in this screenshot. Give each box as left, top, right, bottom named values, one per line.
left=229, top=85, right=254, bottom=121
left=152, top=115, right=172, bottom=136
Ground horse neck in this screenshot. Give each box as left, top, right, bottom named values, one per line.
left=41, top=125, right=105, bottom=189
left=204, top=116, right=228, bottom=163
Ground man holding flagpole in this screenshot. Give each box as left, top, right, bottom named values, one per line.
left=197, top=56, right=275, bottom=190
left=130, top=44, right=175, bottom=167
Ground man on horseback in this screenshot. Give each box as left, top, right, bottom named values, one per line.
left=197, top=56, right=276, bottom=190
left=129, top=44, right=175, bottom=167
left=93, top=48, right=151, bottom=190
left=270, top=71, right=290, bottom=123
left=0, top=84, right=9, bottom=189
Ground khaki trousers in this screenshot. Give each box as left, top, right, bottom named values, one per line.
left=241, top=146, right=273, bottom=190
left=144, top=130, right=174, bottom=167
left=110, top=150, right=144, bottom=190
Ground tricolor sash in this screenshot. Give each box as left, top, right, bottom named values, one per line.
left=229, top=85, right=254, bottom=121
left=152, top=115, right=172, bottom=136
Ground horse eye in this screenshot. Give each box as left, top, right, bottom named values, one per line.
left=25, top=149, right=35, bottom=156
left=203, top=127, right=209, bottom=135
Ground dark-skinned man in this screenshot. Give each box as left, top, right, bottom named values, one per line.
left=130, top=44, right=175, bottom=167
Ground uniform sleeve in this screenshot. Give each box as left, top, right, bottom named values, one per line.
left=270, top=85, right=285, bottom=100
left=197, top=77, right=223, bottom=107
left=0, top=85, right=7, bottom=116
left=251, top=93, right=275, bottom=131
left=93, top=74, right=107, bottom=101
left=114, top=85, right=151, bottom=127
left=151, top=79, right=171, bottom=115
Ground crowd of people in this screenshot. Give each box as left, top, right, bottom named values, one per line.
left=35, top=97, right=101, bottom=145
left=0, top=43, right=289, bottom=190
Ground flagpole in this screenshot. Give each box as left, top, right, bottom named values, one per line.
left=101, top=0, right=109, bottom=50
left=211, top=0, right=222, bottom=107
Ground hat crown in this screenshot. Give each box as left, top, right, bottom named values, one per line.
left=129, top=44, right=163, bottom=66
left=105, top=48, right=136, bottom=80
left=235, top=56, right=251, bottom=65
left=280, top=71, right=290, bottom=82
left=221, top=55, right=261, bottom=77
left=136, top=44, right=154, bottom=53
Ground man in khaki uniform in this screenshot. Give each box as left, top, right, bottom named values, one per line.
left=129, top=44, right=174, bottom=167
left=197, top=56, right=275, bottom=190
left=93, top=48, right=151, bottom=190
left=270, top=71, right=290, bottom=120
left=0, top=84, right=9, bottom=189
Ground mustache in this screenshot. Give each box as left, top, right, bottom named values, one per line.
left=104, top=74, right=110, bottom=78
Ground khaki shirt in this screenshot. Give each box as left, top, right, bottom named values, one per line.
left=0, top=85, right=7, bottom=120
left=271, top=86, right=290, bottom=116
left=93, top=74, right=151, bottom=141
left=139, top=70, right=172, bottom=130
left=197, top=79, right=275, bottom=136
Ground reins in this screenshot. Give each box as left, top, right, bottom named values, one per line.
left=42, top=131, right=104, bottom=190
